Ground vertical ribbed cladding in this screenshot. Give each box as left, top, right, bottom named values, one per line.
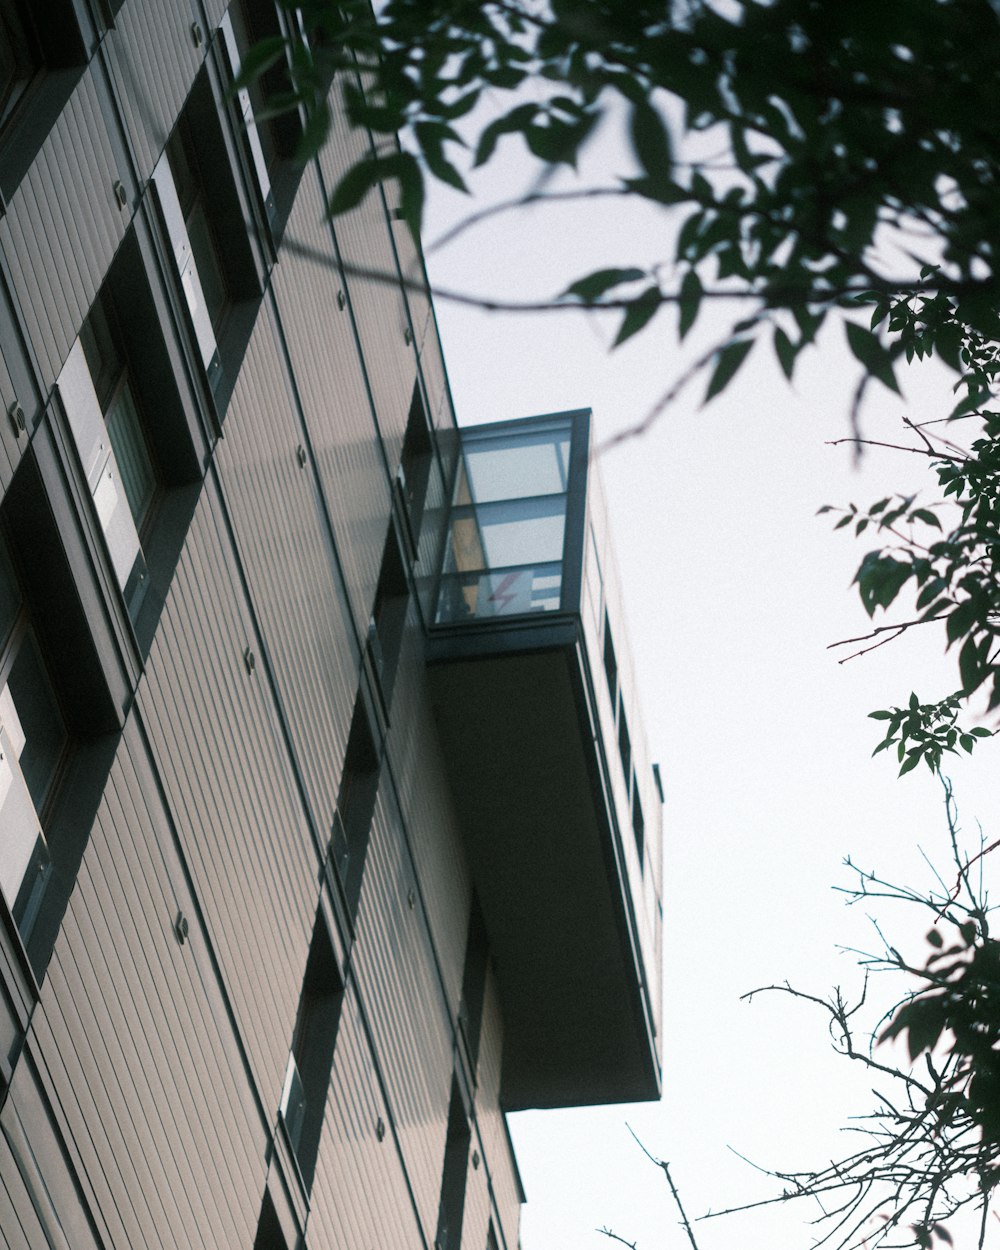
left=26, top=725, right=267, bottom=1250
left=136, top=477, right=317, bottom=1115
left=214, top=302, right=356, bottom=836
left=0, top=1127, right=49, bottom=1249
left=0, top=343, right=17, bottom=491
left=389, top=601, right=471, bottom=1016
left=103, top=0, right=203, bottom=181
left=309, top=988, right=424, bottom=1249
left=476, top=971, right=522, bottom=1250
left=352, top=776, right=455, bottom=1241
left=271, top=165, right=391, bottom=641
left=318, top=97, right=415, bottom=478
left=461, top=1131, right=493, bottom=1250
left=0, top=66, right=128, bottom=390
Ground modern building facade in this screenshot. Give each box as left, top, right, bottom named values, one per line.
left=0, top=3, right=662, bottom=1249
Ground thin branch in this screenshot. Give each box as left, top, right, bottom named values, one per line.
left=597, top=1229, right=636, bottom=1250
left=626, top=1128, right=702, bottom=1250
left=825, top=437, right=965, bottom=463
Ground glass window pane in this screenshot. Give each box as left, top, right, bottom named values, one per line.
left=464, top=432, right=571, bottom=503
left=7, top=629, right=66, bottom=814
left=186, top=201, right=228, bottom=329
left=106, top=378, right=156, bottom=527
left=477, top=496, right=566, bottom=567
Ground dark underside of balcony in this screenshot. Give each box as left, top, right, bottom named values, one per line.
left=426, top=618, right=659, bottom=1111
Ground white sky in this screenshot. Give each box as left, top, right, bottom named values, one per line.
left=419, top=104, right=1000, bottom=1250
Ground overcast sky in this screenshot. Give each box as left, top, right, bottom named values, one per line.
left=419, top=107, right=999, bottom=1250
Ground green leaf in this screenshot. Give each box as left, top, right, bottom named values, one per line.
left=629, top=98, right=673, bottom=196
left=414, top=122, right=468, bottom=194
left=946, top=597, right=977, bottom=645
left=678, top=269, right=702, bottom=340
left=926, top=928, right=944, bottom=949
left=613, top=286, right=661, bottom=348
left=845, top=321, right=900, bottom=394
left=869, top=709, right=894, bottom=720
left=773, top=326, right=796, bottom=381
left=474, top=103, right=538, bottom=167
left=909, top=508, right=942, bottom=529
left=562, top=268, right=646, bottom=302
left=898, top=749, right=923, bottom=777
left=959, top=634, right=987, bottom=693
left=328, top=152, right=424, bottom=236
left=854, top=552, right=912, bottom=616
left=703, top=339, right=754, bottom=405
left=231, top=35, right=288, bottom=93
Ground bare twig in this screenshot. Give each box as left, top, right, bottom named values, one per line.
left=626, top=1127, right=702, bottom=1250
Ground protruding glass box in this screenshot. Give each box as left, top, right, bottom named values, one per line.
left=428, top=410, right=663, bottom=1111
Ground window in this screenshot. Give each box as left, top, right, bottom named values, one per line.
left=0, top=541, right=62, bottom=943
left=220, top=0, right=302, bottom=233
left=152, top=69, right=262, bottom=400
left=603, top=613, right=617, bottom=703
left=396, top=387, right=434, bottom=556
left=57, top=230, right=204, bottom=649
left=631, top=773, right=644, bottom=865
left=0, top=0, right=86, bottom=199
left=0, top=454, right=121, bottom=981
left=0, top=1, right=40, bottom=133
left=331, top=695, right=381, bottom=917
left=369, top=528, right=409, bottom=707
left=618, top=697, right=631, bottom=783
left=279, top=910, right=344, bottom=1190
left=435, top=1079, right=472, bottom=1250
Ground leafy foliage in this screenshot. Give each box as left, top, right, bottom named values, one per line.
left=730, top=785, right=1000, bottom=1250
left=819, top=300, right=1000, bottom=767
left=266, top=0, right=1000, bottom=373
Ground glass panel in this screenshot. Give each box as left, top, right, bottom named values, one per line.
left=280, top=1053, right=307, bottom=1155
left=463, top=430, right=571, bottom=503
left=105, top=378, right=156, bottom=528
left=436, top=564, right=562, bottom=622
left=447, top=496, right=566, bottom=570
left=186, top=201, right=228, bottom=330
left=7, top=628, right=66, bottom=815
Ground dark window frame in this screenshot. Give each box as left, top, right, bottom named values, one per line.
left=153, top=66, right=265, bottom=412
left=0, top=0, right=89, bottom=202
left=279, top=909, right=345, bottom=1191
left=59, top=228, right=205, bottom=655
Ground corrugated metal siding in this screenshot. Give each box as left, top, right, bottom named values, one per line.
left=461, top=1132, right=492, bottom=1250
left=0, top=340, right=19, bottom=491
left=319, top=115, right=417, bottom=476
left=476, top=973, right=521, bottom=1250
left=27, top=732, right=268, bottom=1250
left=0, top=66, right=128, bottom=390
left=0, top=1128, right=47, bottom=1250
left=420, top=318, right=454, bottom=431
left=308, top=988, right=424, bottom=1250
left=104, top=0, right=204, bottom=181
left=137, top=477, right=316, bottom=1112
left=271, top=164, right=390, bottom=638
left=353, top=776, right=455, bottom=1242
left=214, top=302, right=357, bottom=836
left=389, top=606, right=471, bottom=1015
